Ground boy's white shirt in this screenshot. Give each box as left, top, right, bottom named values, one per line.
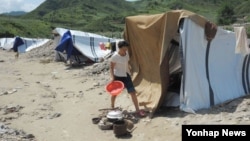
left=110, top=51, right=130, bottom=77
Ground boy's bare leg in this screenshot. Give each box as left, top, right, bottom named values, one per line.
left=111, top=95, right=116, bottom=109
left=130, top=92, right=140, bottom=112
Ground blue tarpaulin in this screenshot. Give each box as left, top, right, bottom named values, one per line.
left=55, top=30, right=82, bottom=60
left=12, top=37, right=24, bottom=52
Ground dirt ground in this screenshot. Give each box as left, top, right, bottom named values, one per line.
left=0, top=40, right=250, bottom=141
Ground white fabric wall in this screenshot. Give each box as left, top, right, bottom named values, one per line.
left=17, top=38, right=50, bottom=53
left=179, top=19, right=246, bottom=113
left=73, top=35, right=115, bottom=62
left=0, top=38, right=15, bottom=50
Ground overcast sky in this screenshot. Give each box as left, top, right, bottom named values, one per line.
left=0, top=0, right=139, bottom=14
left=0, top=0, right=45, bottom=13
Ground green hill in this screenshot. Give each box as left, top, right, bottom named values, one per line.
left=0, top=0, right=250, bottom=38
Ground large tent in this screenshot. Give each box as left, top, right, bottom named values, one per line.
left=11, top=36, right=50, bottom=53
left=53, top=27, right=119, bottom=63
left=0, top=37, right=50, bottom=53
left=124, top=10, right=250, bottom=117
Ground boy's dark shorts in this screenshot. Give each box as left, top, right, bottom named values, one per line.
left=114, top=73, right=135, bottom=93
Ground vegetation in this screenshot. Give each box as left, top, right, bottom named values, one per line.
left=0, top=0, right=250, bottom=38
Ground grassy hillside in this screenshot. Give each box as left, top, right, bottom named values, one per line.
left=0, top=0, right=250, bottom=38
left=23, top=0, right=136, bottom=33
left=0, top=16, right=52, bottom=38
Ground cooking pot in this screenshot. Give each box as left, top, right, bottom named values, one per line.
left=107, top=110, right=123, bottom=122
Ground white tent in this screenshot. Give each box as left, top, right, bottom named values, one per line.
left=12, top=37, right=50, bottom=53
left=53, top=27, right=119, bottom=63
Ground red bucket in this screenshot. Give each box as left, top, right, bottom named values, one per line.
left=105, top=81, right=124, bottom=96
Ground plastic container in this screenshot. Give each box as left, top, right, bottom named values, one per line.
left=105, top=81, right=124, bottom=96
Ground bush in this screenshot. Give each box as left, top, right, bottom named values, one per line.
left=217, top=3, right=236, bottom=25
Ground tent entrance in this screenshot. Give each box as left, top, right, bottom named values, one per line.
left=168, top=71, right=182, bottom=94
left=162, top=38, right=183, bottom=108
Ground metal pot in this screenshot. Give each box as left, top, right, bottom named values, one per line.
left=107, top=110, right=123, bottom=122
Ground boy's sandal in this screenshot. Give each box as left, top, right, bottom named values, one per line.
left=137, top=110, right=146, bottom=117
